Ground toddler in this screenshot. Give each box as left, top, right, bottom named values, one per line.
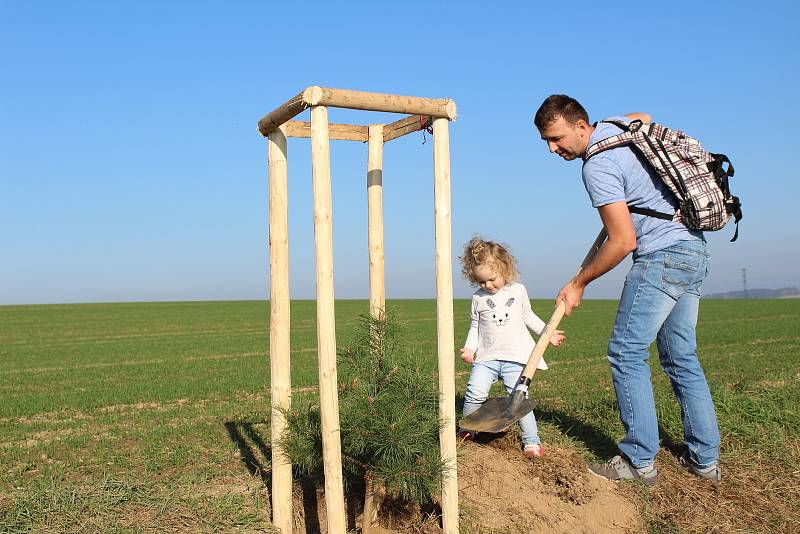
left=458, top=236, right=565, bottom=458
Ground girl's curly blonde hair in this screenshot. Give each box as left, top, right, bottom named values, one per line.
left=459, top=236, right=519, bottom=287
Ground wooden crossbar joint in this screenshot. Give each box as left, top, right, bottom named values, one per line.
left=258, top=89, right=310, bottom=137
left=383, top=115, right=433, bottom=143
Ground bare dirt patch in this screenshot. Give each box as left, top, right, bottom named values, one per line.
left=290, top=433, right=642, bottom=533
left=457, top=439, right=642, bottom=533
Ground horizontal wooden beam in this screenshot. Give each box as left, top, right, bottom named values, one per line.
left=383, top=115, right=433, bottom=142
left=258, top=86, right=457, bottom=136
left=258, top=89, right=310, bottom=137
left=284, top=121, right=368, bottom=142
left=285, top=115, right=432, bottom=142
left=308, top=87, right=457, bottom=120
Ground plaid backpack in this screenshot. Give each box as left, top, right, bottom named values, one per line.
left=584, top=118, right=743, bottom=241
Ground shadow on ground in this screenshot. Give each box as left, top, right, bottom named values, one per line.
left=536, top=409, right=619, bottom=459
left=456, top=392, right=625, bottom=459
left=224, top=419, right=367, bottom=533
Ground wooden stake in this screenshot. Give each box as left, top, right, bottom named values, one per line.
left=310, top=105, right=347, bottom=534
left=285, top=120, right=369, bottom=142
left=432, top=117, right=458, bottom=534
left=268, top=125, right=292, bottom=534
left=367, top=124, right=385, bottom=317
left=362, top=471, right=376, bottom=534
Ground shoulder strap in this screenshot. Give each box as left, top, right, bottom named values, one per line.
left=599, top=118, right=632, bottom=130
left=583, top=118, right=644, bottom=161
left=586, top=119, right=678, bottom=222
left=584, top=131, right=634, bottom=161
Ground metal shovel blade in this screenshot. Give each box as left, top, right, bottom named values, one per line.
left=458, top=390, right=537, bottom=433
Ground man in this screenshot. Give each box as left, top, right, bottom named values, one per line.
left=534, top=94, right=721, bottom=485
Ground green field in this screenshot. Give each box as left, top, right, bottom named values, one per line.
left=1, top=299, right=798, bottom=533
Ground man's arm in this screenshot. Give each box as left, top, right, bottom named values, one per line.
left=556, top=201, right=636, bottom=315
left=625, top=112, right=652, bottom=123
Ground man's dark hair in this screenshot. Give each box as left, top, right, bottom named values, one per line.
left=534, top=94, right=590, bottom=130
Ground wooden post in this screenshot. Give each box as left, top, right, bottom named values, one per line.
left=268, top=125, right=292, bottom=534
left=310, top=104, right=347, bottom=533
left=432, top=117, right=458, bottom=533
left=367, top=124, right=385, bottom=318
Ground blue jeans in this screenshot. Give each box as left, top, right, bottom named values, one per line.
left=461, top=360, right=540, bottom=445
left=609, top=239, right=720, bottom=468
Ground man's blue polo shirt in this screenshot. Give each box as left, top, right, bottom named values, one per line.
left=582, top=116, right=703, bottom=256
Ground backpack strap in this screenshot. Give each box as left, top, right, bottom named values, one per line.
left=583, top=119, right=644, bottom=161
left=709, top=153, right=742, bottom=241
left=584, top=131, right=634, bottom=161
left=584, top=119, right=678, bottom=222
left=627, top=206, right=674, bottom=220
left=601, top=118, right=634, bottom=130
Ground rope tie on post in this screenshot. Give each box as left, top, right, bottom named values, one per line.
left=420, top=115, right=434, bottom=144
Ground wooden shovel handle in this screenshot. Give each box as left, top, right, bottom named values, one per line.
left=519, top=227, right=608, bottom=382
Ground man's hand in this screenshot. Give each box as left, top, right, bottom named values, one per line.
left=625, top=112, right=652, bottom=123
left=556, top=279, right=586, bottom=316
left=549, top=329, right=566, bottom=347
left=460, top=347, right=475, bottom=364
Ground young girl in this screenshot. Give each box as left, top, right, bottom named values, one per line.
left=458, top=236, right=565, bottom=458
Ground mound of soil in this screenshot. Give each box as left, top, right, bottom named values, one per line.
left=458, top=436, right=642, bottom=533
left=291, top=434, right=642, bottom=533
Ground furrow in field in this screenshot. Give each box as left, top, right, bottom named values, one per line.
left=0, top=349, right=320, bottom=374
left=0, top=316, right=439, bottom=349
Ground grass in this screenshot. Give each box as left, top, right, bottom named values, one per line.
left=1, top=299, right=798, bottom=532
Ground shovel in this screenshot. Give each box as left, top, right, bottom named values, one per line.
left=458, top=228, right=608, bottom=433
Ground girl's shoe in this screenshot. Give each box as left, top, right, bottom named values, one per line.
left=523, top=443, right=543, bottom=458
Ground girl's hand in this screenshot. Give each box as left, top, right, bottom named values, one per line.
left=549, top=330, right=566, bottom=347
left=460, top=347, right=475, bottom=364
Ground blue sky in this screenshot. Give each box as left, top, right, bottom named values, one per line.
left=1, top=1, right=798, bottom=305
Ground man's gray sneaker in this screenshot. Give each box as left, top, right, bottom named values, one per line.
left=587, top=455, right=658, bottom=486
left=679, top=450, right=721, bottom=483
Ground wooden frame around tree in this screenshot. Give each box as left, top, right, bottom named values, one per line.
left=259, top=87, right=459, bottom=534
